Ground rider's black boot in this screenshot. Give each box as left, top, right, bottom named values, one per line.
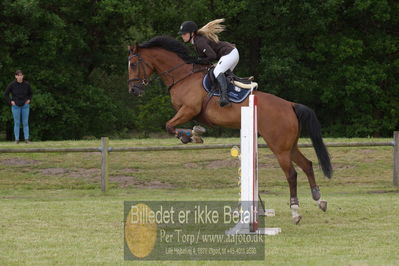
left=216, top=73, right=230, bottom=107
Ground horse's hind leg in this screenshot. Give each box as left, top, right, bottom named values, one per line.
left=276, top=151, right=302, bottom=224
left=291, top=146, right=327, bottom=212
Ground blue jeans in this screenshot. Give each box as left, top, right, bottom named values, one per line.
left=11, top=104, right=30, bottom=141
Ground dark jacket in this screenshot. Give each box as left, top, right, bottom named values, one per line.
left=193, top=34, right=235, bottom=62
left=4, top=80, right=32, bottom=106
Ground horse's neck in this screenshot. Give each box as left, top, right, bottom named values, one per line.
left=144, top=49, right=192, bottom=86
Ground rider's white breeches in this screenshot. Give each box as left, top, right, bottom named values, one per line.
left=213, top=48, right=239, bottom=77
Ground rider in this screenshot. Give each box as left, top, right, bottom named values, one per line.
left=178, top=19, right=239, bottom=107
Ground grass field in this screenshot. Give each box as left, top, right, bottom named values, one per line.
left=0, top=137, right=398, bottom=265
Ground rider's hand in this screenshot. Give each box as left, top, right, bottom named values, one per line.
left=194, top=57, right=211, bottom=65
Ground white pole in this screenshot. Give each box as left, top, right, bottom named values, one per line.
left=226, top=95, right=281, bottom=235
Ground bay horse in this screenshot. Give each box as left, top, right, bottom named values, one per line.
left=128, top=36, right=332, bottom=224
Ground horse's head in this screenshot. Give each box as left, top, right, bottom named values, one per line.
left=127, top=45, right=154, bottom=96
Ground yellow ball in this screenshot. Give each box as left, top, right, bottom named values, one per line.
left=230, top=146, right=240, bottom=157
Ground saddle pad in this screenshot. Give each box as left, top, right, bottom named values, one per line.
left=202, top=74, right=252, bottom=103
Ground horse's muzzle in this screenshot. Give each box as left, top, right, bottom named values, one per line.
left=128, top=84, right=145, bottom=97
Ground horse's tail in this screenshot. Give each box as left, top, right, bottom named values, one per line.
left=293, top=104, right=333, bottom=178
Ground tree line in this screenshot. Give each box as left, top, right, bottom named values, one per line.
left=0, top=0, right=397, bottom=140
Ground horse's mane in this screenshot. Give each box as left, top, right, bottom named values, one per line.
left=139, top=36, right=194, bottom=63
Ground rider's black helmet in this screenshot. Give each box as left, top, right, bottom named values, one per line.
left=178, top=21, right=198, bottom=34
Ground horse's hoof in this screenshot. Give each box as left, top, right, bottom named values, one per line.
left=192, top=125, right=206, bottom=135
left=191, top=135, right=204, bottom=143
left=318, top=200, right=327, bottom=212
left=179, top=134, right=192, bottom=144
left=292, top=216, right=302, bottom=225
left=311, top=186, right=321, bottom=201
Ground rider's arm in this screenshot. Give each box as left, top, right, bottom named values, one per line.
left=194, top=36, right=217, bottom=61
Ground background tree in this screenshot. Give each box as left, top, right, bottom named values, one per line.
left=0, top=0, right=397, bottom=139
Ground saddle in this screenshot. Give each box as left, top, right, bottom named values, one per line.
left=225, top=70, right=257, bottom=89
left=202, top=68, right=258, bottom=103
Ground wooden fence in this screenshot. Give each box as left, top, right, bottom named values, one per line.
left=0, top=131, right=398, bottom=191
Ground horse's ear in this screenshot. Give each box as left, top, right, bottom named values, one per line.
left=128, top=44, right=138, bottom=54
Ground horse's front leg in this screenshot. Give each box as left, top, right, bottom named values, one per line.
left=166, top=106, right=203, bottom=144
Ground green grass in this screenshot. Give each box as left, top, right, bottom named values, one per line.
left=0, top=138, right=398, bottom=265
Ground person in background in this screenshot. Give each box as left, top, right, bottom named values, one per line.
left=4, top=70, right=32, bottom=144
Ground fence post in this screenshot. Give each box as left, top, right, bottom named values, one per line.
left=394, top=131, right=399, bottom=187
left=101, top=137, right=109, bottom=192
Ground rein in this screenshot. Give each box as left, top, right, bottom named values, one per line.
left=128, top=51, right=213, bottom=125
left=128, top=53, right=209, bottom=91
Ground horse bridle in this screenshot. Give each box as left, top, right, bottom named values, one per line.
left=128, top=51, right=209, bottom=92
left=128, top=53, right=151, bottom=87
